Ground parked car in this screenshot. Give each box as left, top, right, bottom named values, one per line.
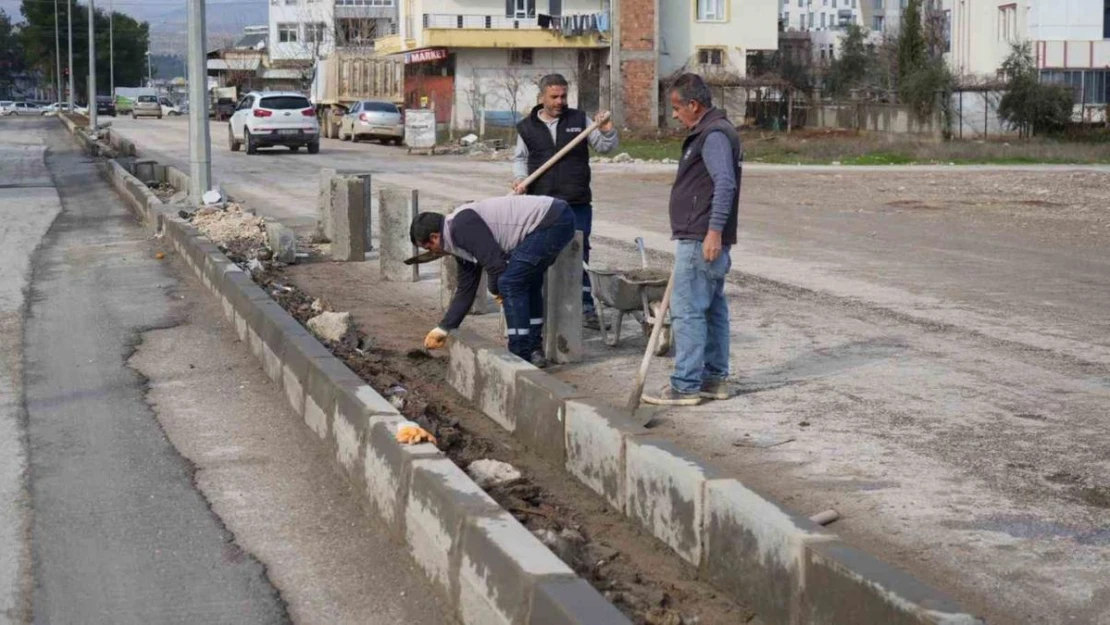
left=132, top=95, right=162, bottom=119
left=339, top=100, right=404, bottom=145
left=158, top=97, right=183, bottom=117
left=95, top=96, right=117, bottom=117
left=228, top=92, right=320, bottom=155
left=12, top=102, right=45, bottom=116
left=0, top=101, right=16, bottom=116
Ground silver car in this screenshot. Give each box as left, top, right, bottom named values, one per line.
left=0, top=101, right=13, bottom=116
left=12, top=102, right=45, bottom=116
left=339, top=100, right=404, bottom=145
left=132, top=95, right=162, bottom=119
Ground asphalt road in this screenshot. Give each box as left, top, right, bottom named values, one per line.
left=0, top=117, right=450, bottom=624
left=107, top=116, right=1110, bottom=624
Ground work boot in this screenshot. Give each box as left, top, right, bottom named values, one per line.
left=529, top=349, right=548, bottom=369
left=642, top=385, right=703, bottom=407
left=583, top=310, right=607, bottom=331
left=700, top=379, right=732, bottom=401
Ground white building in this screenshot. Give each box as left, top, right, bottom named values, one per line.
left=660, top=0, right=779, bottom=78
left=780, top=0, right=867, bottom=63
left=269, top=0, right=398, bottom=62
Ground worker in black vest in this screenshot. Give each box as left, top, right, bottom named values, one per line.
left=643, top=73, right=742, bottom=407
left=512, top=73, right=618, bottom=330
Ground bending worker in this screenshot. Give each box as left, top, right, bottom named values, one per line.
left=643, top=73, right=742, bottom=406
left=411, top=195, right=575, bottom=368
left=512, top=73, right=618, bottom=331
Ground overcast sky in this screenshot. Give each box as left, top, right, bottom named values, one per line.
left=1, top=0, right=267, bottom=36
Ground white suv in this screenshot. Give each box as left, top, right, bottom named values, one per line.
left=228, top=91, right=320, bottom=155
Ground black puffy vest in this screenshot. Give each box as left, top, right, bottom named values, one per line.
left=517, top=105, right=592, bottom=205
left=668, top=107, right=742, bottom=246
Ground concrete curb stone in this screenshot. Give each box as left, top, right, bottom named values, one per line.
left=511, top=371, right=586, bottom=465
left=563, top=398, right=647, bottom=513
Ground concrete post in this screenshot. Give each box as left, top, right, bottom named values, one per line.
left=440, top=257, right=494, bottom=315
left=379, top=188, right=419, bottom=282
left=67, top=0, right=74, bottom=112
left=361, top=173, right=373, bottom=251
left=330, top=176, right=367, bottom=262
left=544, top=231, right=583, bottom=364
left=187, top=0, right=212, bottom=204
left=86, top=0, right=96, bottom=130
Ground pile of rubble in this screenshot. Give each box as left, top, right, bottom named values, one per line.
left=190, top=202, right=267, bottom=259
left=591, top=152, right=679, bottom=166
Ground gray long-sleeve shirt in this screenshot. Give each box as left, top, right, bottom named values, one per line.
left=512, top=113, right=619, bottom=180
left=701, top=131, right=739, bottom=233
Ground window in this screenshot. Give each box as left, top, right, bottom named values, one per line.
left=284, top=0, right=297, bottom=5
left=336, top=0, right=395, bottom=5
left=260, top=96, right=312, bottom=110
left=872, top=15, right=884, bottom=30
left=305, top=22, right=327, bottom=44
left=698, top=48, right=724, bottom=65
left=506, top=0, right=535, bottom=18
left=278, top=23, right=299, bottom=43
left=697, top=0, right=726, bottom=21
left=363, top=101, right=400, bottom=113
left=509, top=48, right=534, bottom=65
left=873, top=0, right=882, bottom=8
left=800, top=13, right=806, bottom=28
left=1105, top=0, right=1110, bottom=39
left=998, top=4, right=1017, bottom=42
left=820, top=12, right=826, bottom=28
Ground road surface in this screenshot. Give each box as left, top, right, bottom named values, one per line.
left=108, top=116, right=1110, bottom=625
left=0, top=117, right=450, bottom=624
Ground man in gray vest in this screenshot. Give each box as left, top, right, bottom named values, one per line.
left=643, top=73, right=742, bottom=406
left=410, top=195, right=576, bottom=368
left=512, top=73, right=618, bottom=331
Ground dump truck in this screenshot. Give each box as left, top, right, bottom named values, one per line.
left=311, top=52, right=404, bottom=139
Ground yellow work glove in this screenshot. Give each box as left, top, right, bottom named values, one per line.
left=424, top=327, right=449, bottom=350
left=494, top=294, right=504, bottom=307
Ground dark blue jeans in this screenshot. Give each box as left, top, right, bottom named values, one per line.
left=568, top=203, right=594, bottom=314
left=498, top=202, right=576, bottom=359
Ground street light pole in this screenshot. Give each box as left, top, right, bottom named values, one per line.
left=187, top=0, right=211, bottom=202
left=87, top=0, right=97, bottom=129
left=109, top=0, right=114, bottom=99
left=54, top=0, right=62, bottom=104
left=146, top=52, right=152, bottom=87
left=67, top=0, right=74, bottom=111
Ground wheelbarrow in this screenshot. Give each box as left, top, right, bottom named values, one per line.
left=585, top=238, right=673, bottom=356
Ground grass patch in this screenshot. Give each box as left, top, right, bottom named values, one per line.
left=613, top=129, right=1110, bottom=166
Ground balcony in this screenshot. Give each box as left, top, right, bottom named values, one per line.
left=418, top=13, right=607, bottom=49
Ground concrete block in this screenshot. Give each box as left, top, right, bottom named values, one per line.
left=544, top=231, right=583, bottom=364
left=304, top=355, right=361, bottom=443
left=446, top=329, right=498, bottom=404
left=457, top=513, right=576, bottom=625
left=625, top=437, right=720, bottom=566
left=279, top=330, right=332, bottom=419
left=317, top=167, right=336, bottom=241
left=512, top=371, right=584, bottom=465
left=801, top=540, right=984, bottom=625
left=379, top=188, right=420, bottom=282
left=702, top=479, right=837, bottom=624
left=330, top=175, right=368, bottom=261
left=474, top=346, right=533, bottom=433
left=528, top=578, right=633, bottom=625
left=564, top=399, right=647, bottom=512
left=248, top=299, right=294, bottom=385
left=404, top=458, right=503, bottom=600
left=265, top=221, right=297, bottom=264
left=440, top=256, right=494, bottom=315
left=133, top=158, right=157, bottom=184
left=363, top=415, right=442, bottom=535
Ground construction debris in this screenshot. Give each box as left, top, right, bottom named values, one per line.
left=306, top=311, right=357, bottom=347
left=396, top=422, right=437, bottom=445
left=612, top=152, right=634, bottom=164
left=191, top=203, right=266, bottom=259
left=467, top=459, right=521, bottom=488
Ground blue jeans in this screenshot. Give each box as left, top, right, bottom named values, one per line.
left=498, top=202, right=576, bottom=359
left=670, top=240, right=732, bottom=394
left=568, top=203, right=594, bottom=314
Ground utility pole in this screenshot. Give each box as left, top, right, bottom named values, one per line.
left=87, top=0, right=98, bottom=129
left=109, top=0, right=114, bottom=99
left=54, top=0, right=62, bottom=104
left=67, top=0, right=74, bottom=111
left=187, top=0, right=211, bottom=202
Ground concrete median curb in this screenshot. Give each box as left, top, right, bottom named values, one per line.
left=61, top=117, right=631, bottom=623
left=445, top=337, right=986, bottom=625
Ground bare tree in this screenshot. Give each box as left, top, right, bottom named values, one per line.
left=463, top=69, right=488, bottom=133
left=493, top=68, right=536, bottom=125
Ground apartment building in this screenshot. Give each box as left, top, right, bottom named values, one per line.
left=372, top=0, right=777, bottom=130
left=779, top=0, right=866, bottom=63
left=270, top=0, right=399, bottom=62
left=1031, top=0, right=1110, bottom=110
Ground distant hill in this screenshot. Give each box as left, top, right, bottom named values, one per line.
left=146, top=0, right=269, bottom=54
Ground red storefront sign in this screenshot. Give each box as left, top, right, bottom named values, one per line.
left=404, top=48, right=449, bottom=64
